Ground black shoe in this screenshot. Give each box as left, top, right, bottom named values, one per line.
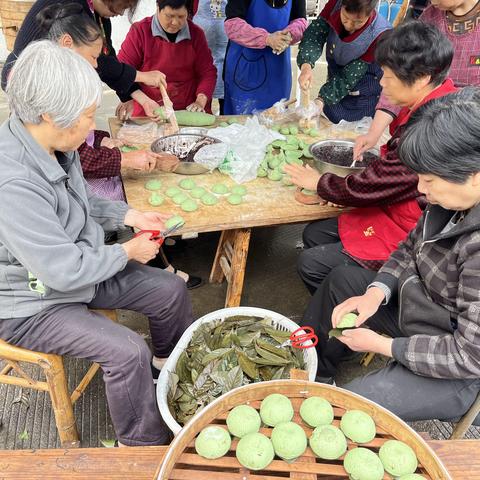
left=186, top=274, right=203, bottom=290
left=315, top=375, right=335, bottom=385
left=151, top=364, right=161, bottom=384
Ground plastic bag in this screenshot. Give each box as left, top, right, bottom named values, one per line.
left=193, top=143, right=229, bottom=171
left=255, top=98, right=298, bottom=127
left=116, top=122, right=163, bottom=145
left=330, top=116, right=372, bottom=135
left=208, top=117, right=284, bottom=183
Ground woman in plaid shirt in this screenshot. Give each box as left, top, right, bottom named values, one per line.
left=309, top=88, right=480, bottom=426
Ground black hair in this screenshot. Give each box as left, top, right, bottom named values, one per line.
left=342, top=0, right=379, bottom=15
left=398, top=87, right=480, bottom=184
left=37, top=3, right=101, bottom=46
left=375, top=22, right=453, bottom=86
left=157, top=0, right=193, bottom=14
left=103, top=0, right=140, bottom=20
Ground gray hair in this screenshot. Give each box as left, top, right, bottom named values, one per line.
left=6, top=40, right=102, bottom=128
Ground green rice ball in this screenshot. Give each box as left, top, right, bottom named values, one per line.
left=309, top=425, right=347, bottom=460
left=340, top=410, right=376, bottom=443
left=344, top=447, right=384, bottom=480
left=271, top=421, right=307, bottom=461
left=166, top=186, right=181, bottom=198
left=190, top=186, right=207, bottom=199
left=398, top=475, right=426, bottom=480
left=231, top=185, right=247, bottom=196
left=195, top=426, right=231, bottom=459
left=236, top=432, right=274, bottom=470
left=179, top=178, right=196, bottom=190
left=145, top=179, right=162, bottom=191
left=300, top=396, right=334, bottom=427
left=165, top=214, right=184, bottom=229
left=172, top=192, right=188, bottom=205
left=226, top=405, right=261, bottom=438
left=211, top=183, right=229, bottom=195
left=337, top=313, right=358, bottom=329
left=379, top=440, right=418, bottom=477
left=227, top=194, right=243, bottom=205
left=260, top=393, right=294, bottom=427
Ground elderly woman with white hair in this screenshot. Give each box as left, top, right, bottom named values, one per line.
left=0, top=40, right=193, bottom=446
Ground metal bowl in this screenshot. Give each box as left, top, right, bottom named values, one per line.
left=179, top=127, right=208, bottom=136
left=309, top=139, right=380, bottom=177
left=151, top=133, right=219, bottom=175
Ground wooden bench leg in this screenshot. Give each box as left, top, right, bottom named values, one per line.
left=209, top=228, right=252, bottom=307
left=450, top=392, right=480, bottom=439
left=42, top=355, right=80, bottom=448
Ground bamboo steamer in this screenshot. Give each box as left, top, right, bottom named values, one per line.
left=0, top=1, right=33, bottom=51
left=156, top=373, right=452, bottom=479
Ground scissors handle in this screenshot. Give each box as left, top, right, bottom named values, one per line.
left=133, top=230, right=164, bottom=245
left=290, top=326, right=318, bottom=349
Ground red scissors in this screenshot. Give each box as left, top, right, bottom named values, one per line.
left=133, top=221, right=184, bottom=246
left=278, top=326, right=318, bottom=349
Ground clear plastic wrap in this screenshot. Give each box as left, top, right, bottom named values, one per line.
left=116, top=122, right=163, bottom=145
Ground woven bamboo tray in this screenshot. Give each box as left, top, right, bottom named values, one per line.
left=156, top=373, right=451, bottom=479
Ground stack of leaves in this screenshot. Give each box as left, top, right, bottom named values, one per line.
left=167, top=316, right=306, bottom=426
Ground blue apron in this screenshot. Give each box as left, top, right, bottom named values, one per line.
left=223, top=0, right=292, bottom=114
left=323, top=0, right=391, bottom=123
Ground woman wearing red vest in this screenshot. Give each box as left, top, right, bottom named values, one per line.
left=284, top=22, right=456, bottom=293
left=117, top=0, right=217, bottom=118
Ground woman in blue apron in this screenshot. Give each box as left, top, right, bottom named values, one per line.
left=193, top=0, right=229, bottom=113
left=298, top=0, right=390, bottom=123
left=223, top=0, right=307, bottom=114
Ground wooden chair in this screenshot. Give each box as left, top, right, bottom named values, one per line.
left=0, top=309, right=117, bottom=448
left=450, top=391, right=480, bottom=439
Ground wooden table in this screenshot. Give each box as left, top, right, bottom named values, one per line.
left=0, top=440, right=478, bottom=479
left=109, top=116, right=361, bottom=307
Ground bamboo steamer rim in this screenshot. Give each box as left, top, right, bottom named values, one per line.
left=157, top=379, right=452, bottom=480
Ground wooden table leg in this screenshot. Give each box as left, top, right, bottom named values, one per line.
left=209, top=228, right=251, bottom=307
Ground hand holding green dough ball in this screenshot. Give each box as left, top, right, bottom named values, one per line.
left=145, top=179, right=162, bottom=191
left=165, top=215, right=185, bottom=229
left=172, top=192, right=188, bottom=205
left=379, top=440, right=418, bottom=477
left=202, top=193, right=219, bottom=206
left=227, top=194, right=243, bottom=205
left=194, top=426, right=231, bottom=459
left=271, top=421, right=307, bottom=461
left=340, top=410, right=376, bottom=443
left=300, top=396, right=334, bottom=427
left=260, top=393, right=294, bottom=426
left=226, top=405, right=261, bottom=438
left=148, top=192, right=164, bottom=206
left=179, top=178, right=196, bottom=190
left=181, top=199, right=198, bottom=212
left=344, top=447, right=385, bottom=480
left=211, top=183, right=229, bottom=194
left=309, top=425, right=347, bottom=460
left=236, top=432, right=274, bottom=470
left=337, top=312, right=358, bottom=329
left=166, top=186, right=181, bottom=198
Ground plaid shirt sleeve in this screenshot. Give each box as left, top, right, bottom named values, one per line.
left=78, top=131, right=122, bottom=179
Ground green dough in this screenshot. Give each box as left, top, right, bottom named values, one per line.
left=120, top=145, right=140, bottom=152
left=268, top=169, right=283, bottom=181
left=271, top=125, right=280, bottom=132
left=236, top=433, right=274, bottom=471
left=301, top=189, right=317, bottom=196
left=148, top=192, right=164, bottom=206
left=300, top=396, right=334, bottom=427
left=195, top=426, right=231, bottom=460
left=181, top=199, right=198, bottom=212
left=287, top=158, right=303, bottom=166
left=289, top=126, right=299, bottom=135
left=145, top=179, right=162, bottom=191
left=398, top=475, right=427, bottom=480
left=280, top=127, right=290, bottom=135
left=227, top=117, right=238, bottom=124
left=271, top=421, right=307, bottom=461
left=309, top=425, right=347, bottom=460
left=257, top=167, right=268, bottom=177
left=211, top=183, right=229, bottom=195
left=379, top=440, right=418, bottom=477
left=190, top=186, right=207, bottom=199
left=285, top=150, right=303, bottom=160
left=303, top=147, right=314, bottom=158
left=340, top=410, right=376, bottom=443
left=286, top=135, right=298, bottom=146
left=337, top=312, right=358, bottom=329
left=219, top=121, right=229, bottom=127
left=282, top=176, right=294, bottom=186
left=172, top=192, right=188, bottom=205
left=309, top=128, right=320, bottom=137
left=165, top=215, right=185, bottom=229
left=227, top=194, right=243, bottom=205
left=268, top=156, right=281, bottom=169
left=166, top=186, right=182, bottom=198
left=260, top=394, right=294, bottom=427
left=344, top=448, right=384, bottom=480
left=179, top=178, right=196, bottom=190
left=202, top=193, right=219, bottom=206
left=231, top=185, right=247, bottom=196
left=226, top=405, right=261, bottom=438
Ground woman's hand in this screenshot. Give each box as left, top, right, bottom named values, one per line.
left=353, top=133, right=378, bottom=161
left=337, top=328, right=393, bottom=357
left=101, top=137, right=124, bottom=149
left=142, top=98, right=163, bottom=121
left=122, top=234, right=160, bottom=263
left=266, top=31, right=291, bottom=52
left=283, top=163, right=321, bottom=191
left=331, top=287, right=385, bottom=328
left=121, top=150, right=159, bottom=172
left=124, top=209, right=170, bottom=231
left=299, top=64, right=313, bottom=90
left=116, top=100, right=134, bottom=121
left=155, top=153, right=180, bottom=172
left=186, top=93, right=208, bottom=112
left=136, top=70, right=167, bottom=89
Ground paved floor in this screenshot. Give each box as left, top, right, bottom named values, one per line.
left=0, top=60, right=478, bottom=449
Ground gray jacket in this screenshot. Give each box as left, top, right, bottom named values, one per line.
left=0, top=116, right=129, bottom=318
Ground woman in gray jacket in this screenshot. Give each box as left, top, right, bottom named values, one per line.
left=0, top=40, right=193, bottom=446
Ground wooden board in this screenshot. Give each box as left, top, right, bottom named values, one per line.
left=157, top=380, right=452, bottom=479
left=109, top=116, right=369, bottom=236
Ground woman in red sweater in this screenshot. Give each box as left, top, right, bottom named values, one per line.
left=118, top=0, right=217, bottom=119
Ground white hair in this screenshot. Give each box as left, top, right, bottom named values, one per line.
left=6, top=40, right=102, bottom=128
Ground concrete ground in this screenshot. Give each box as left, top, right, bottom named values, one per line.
left=0, top=56, right=478, bottom=449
